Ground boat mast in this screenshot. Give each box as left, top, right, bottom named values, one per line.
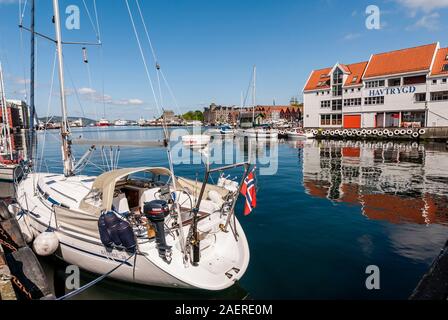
left=29, top=0, right=36, bottom=160
left=0, top=63, right=13, bottom=159
left=252, top=65, right=256, bottom=125
left=53, top=0, right=73, bottom=176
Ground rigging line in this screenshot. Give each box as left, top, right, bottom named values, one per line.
left=160, top=69, right=180, bottom=112
left=18, top=21, right=29, bottom=104
left=135, top=0, right=180, bottom=116
left=38, top=50, right=57, bottom=173
left=93, top=0, right=102, bottom=42
left=19, top=0, right=28, bottom=26
left=81, top=0, right=100, bottom=42
left=64, top=61, right=87, bottom=120
left=57, top=252, right=136, bottom=300
left=124, top=0, right=161, bottom=115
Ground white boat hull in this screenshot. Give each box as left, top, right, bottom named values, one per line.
left=15, top=172, right=249, bottom=291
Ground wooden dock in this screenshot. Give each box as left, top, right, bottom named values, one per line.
left=0, top=244, right=17, bottom=300
left=0, top=201, right=54, bottom=300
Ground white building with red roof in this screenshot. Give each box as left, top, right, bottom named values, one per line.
left=303, top=42, right=448, bottom=129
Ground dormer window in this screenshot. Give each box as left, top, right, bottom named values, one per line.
left=351, top=76, right=358, bottom=83
left=443, top=64, right=448, bottom=72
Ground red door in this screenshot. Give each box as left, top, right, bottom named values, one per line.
left=343, top=115, right=361, bottom=129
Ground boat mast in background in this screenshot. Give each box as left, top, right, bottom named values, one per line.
left=252, top=65, right=256, bottom=125
left=29, top=0, right=36, bottom=161
left=52, top=0, right=73, bottom=176
left=0, top=62, right=13, bottom=160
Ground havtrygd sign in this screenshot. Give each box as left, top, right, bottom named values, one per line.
left=369, top=86, right=416, bottom=97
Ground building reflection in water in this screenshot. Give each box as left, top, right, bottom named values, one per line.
left=302, top=140, right=448, bottom=226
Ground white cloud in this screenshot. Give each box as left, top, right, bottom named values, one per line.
left=76, top=87, right=144, bottom=106
left=396, top=0, right=448, bottom=12
left=14, top=77, right=30, bottom=85
left=343, top=33, right=361, bottom=41
left=407, top=12, right=441, bottom=30
left=0, top=0, right=18, bottom=4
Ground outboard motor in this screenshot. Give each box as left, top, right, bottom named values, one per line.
left=143, top=200, right=172, bottom=262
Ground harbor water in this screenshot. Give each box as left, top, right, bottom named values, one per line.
left=2, top=126, right=448, bottom=299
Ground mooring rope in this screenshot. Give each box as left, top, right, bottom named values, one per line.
left=56, top=252, right=136, bottom=300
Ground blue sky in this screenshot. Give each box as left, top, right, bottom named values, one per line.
left=0, top=0, right=447, bottom=120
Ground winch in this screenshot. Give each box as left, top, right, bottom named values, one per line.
left=143, top=200, right=172, bottom=262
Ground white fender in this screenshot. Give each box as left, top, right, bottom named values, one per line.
left=33, top=231, right=60, bottom=256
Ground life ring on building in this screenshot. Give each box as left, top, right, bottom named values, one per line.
left=418, top=129, right=426, bottom=135
left=412, top=132, right=419, bottom=139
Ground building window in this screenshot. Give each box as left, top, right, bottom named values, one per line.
left=431, top=91, right=448, bottom=101
left=320, top=100, right=331, bottom=108
left=332, top=114, right=342, bottom=125
left=443, top=64, right=448, bottom=72
left=332, top=68, right=343, bottom=97
left=365, top=80, right=385, bottom=88
left=331, top=99, right=342, bottom=111
left=432, top=79, right=437, bottom=85
left=321, top=114, right=331, bottom=125
left=365, top=96, right=385, bottom=105
left=402, top=111, right=426, bottom=128
left=351, top=88, right=354, bottom=92
left=351, top=76, right=358, bottom=83
left=414, top=93, right=426, bottom=102
left=358, top=88, right=361, bottom=92
left=403, top=75, right=426, bottom=85
left=443, top=78, right=447, bottom=84
left=344, top=89, right=348, bottom=93
left=388, top=78, right=401, bottom=87
left=343, top=98, right=362, bottom=106
left=321, top=114, right=341, bottom=126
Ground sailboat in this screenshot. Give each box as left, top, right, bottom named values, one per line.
left=13, top=0, right=250, bottom=291
left=236, top=66, right=278, bottom=140
left=0, top=63, right=25, bottom=182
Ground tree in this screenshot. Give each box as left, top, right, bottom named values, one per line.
left=182, top=110, right=204, bottom=121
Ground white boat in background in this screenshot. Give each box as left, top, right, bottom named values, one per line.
left=137, top=117, right=147, bottom=126
left=287, top=128, right=313, bottom=140
left=114, top=119, right=129, bottom=126
left=96, top=118, right=111, bottom=127
left=0, top=63, right=24, bottom=183
left=236, top=127, right=278, bottom=140
left=182, top=134, right=211, bottom=147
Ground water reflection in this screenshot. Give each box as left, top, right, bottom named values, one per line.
left=302, top=140, right=448, bottom=226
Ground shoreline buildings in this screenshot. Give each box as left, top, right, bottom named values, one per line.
left=303, top=43, right=448, bottom=129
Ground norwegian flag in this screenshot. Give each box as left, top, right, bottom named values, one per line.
left=240, top=168, right=257, bottom=216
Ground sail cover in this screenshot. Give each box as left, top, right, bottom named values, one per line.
left=79, top=167, right=173, bottom=215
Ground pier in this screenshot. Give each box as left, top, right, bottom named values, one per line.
left=0, top=201, right=53, bottom=300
